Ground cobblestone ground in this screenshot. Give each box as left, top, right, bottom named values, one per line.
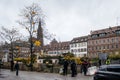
left=0, top=69, right=93, bottom=80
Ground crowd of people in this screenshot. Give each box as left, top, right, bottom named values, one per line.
left=62, top=57, right=111, bottom=77
left=63, top=58, right=90, bottom=77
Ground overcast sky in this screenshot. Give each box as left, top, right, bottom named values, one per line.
left=1, top=0, right=120, bottom=44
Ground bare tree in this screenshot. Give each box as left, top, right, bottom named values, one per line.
left=18, top=3, right=56, bottom=71
left=0, top=26, right=20, bottom=71
left=18, top=3, right=45, bottom=71
left=19, top=3, right=44, bottom=31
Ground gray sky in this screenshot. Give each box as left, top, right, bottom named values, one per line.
left=1, top=0, right=120, bottom=44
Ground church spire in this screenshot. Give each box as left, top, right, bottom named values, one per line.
left=37, top=19, right=44, bottom=49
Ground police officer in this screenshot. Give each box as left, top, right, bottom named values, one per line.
left=71, top=60, right=77, bottom=77
left=106, top=58, right=110, bottom=65
left=63, top=60, right=69, bottom=75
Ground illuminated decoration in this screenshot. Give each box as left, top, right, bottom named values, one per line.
left=32, top=11, right=36, bottom=14
left=34, top=40, right=41, bottom=47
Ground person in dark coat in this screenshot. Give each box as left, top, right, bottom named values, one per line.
left=82, top=60, right=88, bottom=76
left=98, top=59, right=102, bottom=67
left=71, top=60, right=77, bottom=77
left=63, top=60, right=69, bottom=76
left=14, top=61, right=19, bottom=76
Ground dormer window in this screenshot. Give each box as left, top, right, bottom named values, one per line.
left=116, top=30, right=120, bottom=35
left=99, top=33, right=106, bottom=37
left=81, top=39, right=83, bottom=41
left=91, top=34, right=98, bottom=38
left=72, top=40, right=75, bottom=42
left=76, top=40, right=78, bottom=42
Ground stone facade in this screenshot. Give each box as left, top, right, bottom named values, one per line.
left=88, top=26, right=120, bottom=58
left=70, top=36, right=88, bottom=57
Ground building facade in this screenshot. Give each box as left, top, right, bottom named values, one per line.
left=1, top=25, right=120, bottom=59
left=88, top=26, right=120, bottom=58
left=43, top=39, right=70, bottom=56
left=11, top=40, right=31, bottom=58
left=70, top=36, right=88, bottom=57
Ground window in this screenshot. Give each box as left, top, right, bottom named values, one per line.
left=116, top=30, right=120, bottom=35
left=71, top=49, right=74, bottom=52
left=84, top=48, right=87, bottom=52
left=116, top=44, right=118, bottom=48
left=81, top=39, right=83, bottom=41
left=78, top=43, right=80, bottom=47
left=112, top=38, right=114, bottom=43
left=71, top=44, right=74, bottom=47
left=103, top=46, right=105, bottom=49
left=103, top=39, right=105, bottom=43
left=91, top=34, right=98, bottom=38
left=116, top=38, right=119, bottom=42
left=75, top=49, right=77, bottom=52
left=75, top=44, right=77, bottom=47
left=107, top=39, right=109, bottom=42
left=57, top=52, right=59, bottom=54
left=107, top=67, right=120, bottom=72
left=76, top=40, right=78, bottom=42
left=99, top=40, right=101, bottom=44
left=99, top=33, right=105, bottom=37
left=81, top=49, right=83, bottom=52
left=78, top=49, right=81, bottom=52
left=107, top=45, right=109, bottom=49
left=99, top=46, right=101, bottom=50
left=99, top=67, right=107, bottom=71
left=96, top=46, right=98, bottom=50
left=96, top=40, right=98, bottom=44
left=112, top=45, right=114, bottom=48
left=82, top=42, right=85, bottom=46
left=88, top=41, right=91, bottom=45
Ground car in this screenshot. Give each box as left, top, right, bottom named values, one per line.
left=93, top=64, right=120, bottom=80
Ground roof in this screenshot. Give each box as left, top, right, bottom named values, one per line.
left=43, top=41, right=70, bottom=51
left=91, top=26, right=120, bottom=35
left=70, top=35, right=88, bottom=44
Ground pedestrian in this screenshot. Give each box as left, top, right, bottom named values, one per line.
left=70, top=60, right=77, bottom=77
left=80, top=63, right=83, bottom=73
left=80, top=59, right=84, bottom=73
left=14, top=61, right=19, bottom=76
left=63, top=60, right=69, bottom=76
left=82, top=59, right=88, bottom=76
left=98, top=59, right=101, bottom=66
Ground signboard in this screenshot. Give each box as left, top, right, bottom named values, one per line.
left=98, top=53, right=108, bottom=60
